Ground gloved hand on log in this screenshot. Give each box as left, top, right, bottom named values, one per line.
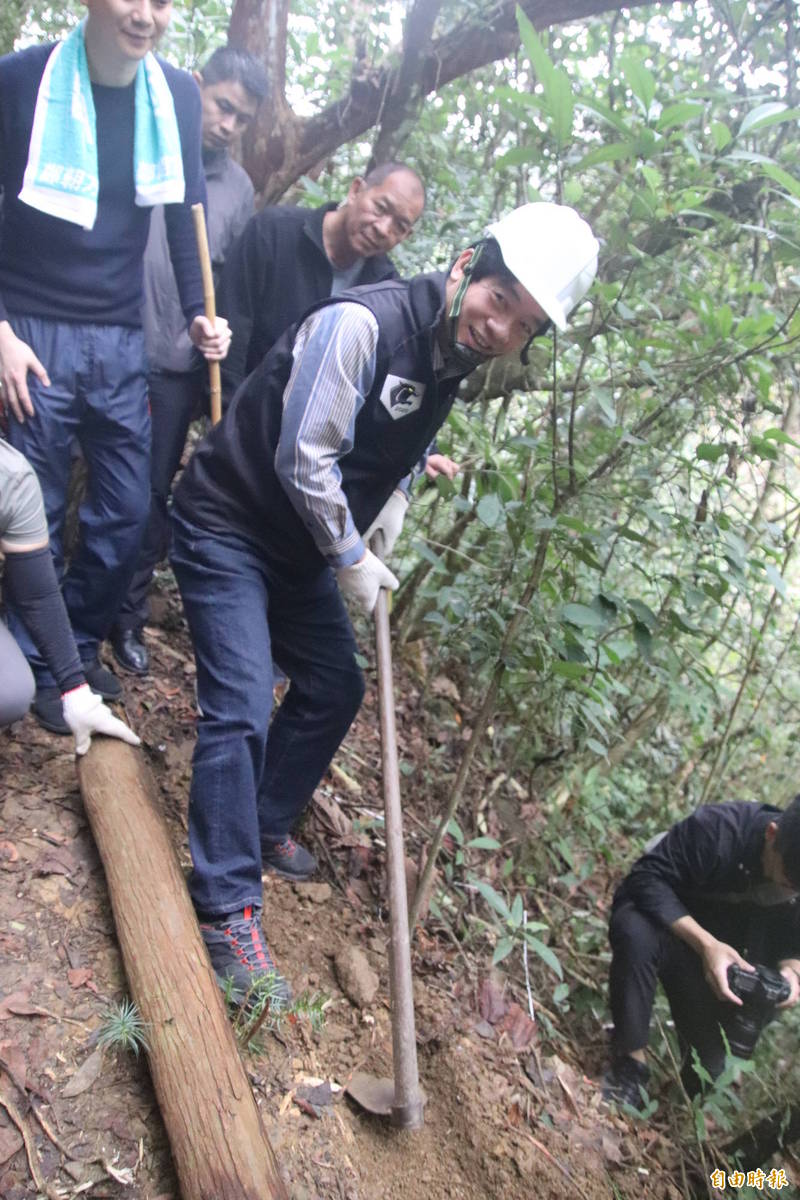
left=61, top=684, right=141, bottom=756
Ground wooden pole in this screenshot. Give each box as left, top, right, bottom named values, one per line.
left=191, top=203, right=222, bottom=425
left=372, top=532, right=425, bottom=1130
left=78, top=741, right=288, bottom=1200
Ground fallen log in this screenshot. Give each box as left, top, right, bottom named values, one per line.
left=78, top=740, right=288, bottom=1200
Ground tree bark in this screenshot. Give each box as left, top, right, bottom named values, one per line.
left=78, top=741, right=288, bottom=1200
left=229, top=0, right=660, bottom=201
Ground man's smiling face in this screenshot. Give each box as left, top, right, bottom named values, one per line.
left=445, top=249, right=547, bottom=358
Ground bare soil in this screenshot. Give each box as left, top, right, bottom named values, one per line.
left=0, top=581, right=688, bottom=1200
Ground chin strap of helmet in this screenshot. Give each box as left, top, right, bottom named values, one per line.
left=447, top=241, right=491, bottom=371
left=520, top=317, right=553, bottom=365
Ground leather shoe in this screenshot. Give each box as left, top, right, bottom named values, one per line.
left=110, top=629, right=149, bottom=676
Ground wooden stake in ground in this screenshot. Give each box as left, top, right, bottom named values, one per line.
left=78, top=740, right=288, bottom=1200
left=191, top=203, right=222, bottom=425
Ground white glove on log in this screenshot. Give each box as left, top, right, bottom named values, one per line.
left=62, top=684, right=141, bottom=757
left=336, top=549, right=399, bottom=614
left=364, top=489, right=409, bottom=559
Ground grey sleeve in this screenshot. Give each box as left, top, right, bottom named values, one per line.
left=0, top=444, right=49, bottom=547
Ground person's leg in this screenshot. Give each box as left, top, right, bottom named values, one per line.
left=65, top=324, right=151, bottom=670
left=257, top=566, right=365, bottom=873
left=170, top=512, right=275, bottom=917
left=0, top=620, right=36, bottom=727
left=5, top=317, right=84, bottom=687
left=659, top=940, right=729, bottom=1095
left=170, top=513, right=291, bottom=1005
left=604, top=899, right=667, bottom=1107
left=113, top=368, right=203, bottom=671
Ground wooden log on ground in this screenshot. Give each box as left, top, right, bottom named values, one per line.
left=78, top=740, right=288, bottom=1200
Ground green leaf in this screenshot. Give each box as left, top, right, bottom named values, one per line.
left=549, top=68, right=575, bottom=147
left=492, top=937, right=515, bottom=966
left=524, top=934, right=563, bottom=979
left=739, top=102, right=800, bottom=135
left=633, top=620, right=653, bottom=659
left=552, top=660, right=589, bottom=679
left=761, top=164, right=800, bottom=201
left=516, top=7, right=556, bottom=89
left=710, top=120, right=732, bottom=151
left=628, top=600, right=658, bottom=630
left=586, top=737, right=608, bottom=756
left=765, top=563, right=787, bottom=598
left=511, top=893, right=524, bottom=927
left=466, top=836, right=502, bottom=850
left=762, top=427, right=800, bottom=449
left=476, top=493, right=504, bottom=528
left=473, top=878, right=512, bottom=921
left=561, top=603, right=609, bottom=629
left=576, top=141, right=634, bottom=169
left=446, top=818, right=464, bottom=845
left=620, top=54, right=656, bottom=115
left=657, top=100, right=703, bottom=131
left=696, top=442, right=728, bottom=462
left=496, top=144, right=541, bottom=170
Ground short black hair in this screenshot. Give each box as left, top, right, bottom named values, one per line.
left=200, top=47, right=269, bottom=103
left=774, top=795, right=800, bottom=888
left=362, top=161, right=425, bottom=204
left=463, top=236, right=518, bottom=289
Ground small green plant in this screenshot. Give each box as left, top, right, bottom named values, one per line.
left=226, top=975, right=328, bottom=1052
left=96, top=998, right=150, bottom=1057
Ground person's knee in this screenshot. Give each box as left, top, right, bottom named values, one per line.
left=0, top=657, right=36, bottom=727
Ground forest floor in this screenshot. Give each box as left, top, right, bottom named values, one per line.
left=0, top=576, right=772, bottom=1200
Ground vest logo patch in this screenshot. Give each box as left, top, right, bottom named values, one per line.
left=379, top=374, right=425, bottom=420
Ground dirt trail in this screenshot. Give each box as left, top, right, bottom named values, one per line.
left=0, top=613, right=678, bottom=1200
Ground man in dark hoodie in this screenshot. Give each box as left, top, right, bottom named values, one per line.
left=604, top=798, right=800, bottom=1109
left=170, top=202, right=599, bottom=1005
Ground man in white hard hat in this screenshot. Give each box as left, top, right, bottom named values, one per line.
left=169, top=202, right=599, bottom=1005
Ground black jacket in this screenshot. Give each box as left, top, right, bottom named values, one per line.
left=174, top=272, right=467, bottom=575
left=614, top=801, right=800, bottom=965
left=217, top=202, right=397, bottom=396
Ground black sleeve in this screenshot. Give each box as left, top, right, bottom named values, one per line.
left=217, top=214, right=270, bottom=400
left=621, top=806, right=743, bottom=929
left=3, top=547, right=84, bottom=692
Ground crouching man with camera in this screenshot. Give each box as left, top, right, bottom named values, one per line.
left=603, top=798, right=800, bottom=1109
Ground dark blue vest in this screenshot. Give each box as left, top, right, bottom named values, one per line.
left=175, top=272, right=467, bottom=574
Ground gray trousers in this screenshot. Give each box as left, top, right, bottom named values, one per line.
left=0, top=619, right=35, bottom=727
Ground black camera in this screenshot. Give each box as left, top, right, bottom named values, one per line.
left=723, top=964, right=791, bottom=1059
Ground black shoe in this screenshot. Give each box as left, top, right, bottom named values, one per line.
left=111, top=628, right=150, bottom=675
left=602, top=1056, right=651, bottom=1112
left=81, top=658, right=122, bottom=700
left=32, top=686, right=70, bottom=735
left=262, top=836, right=318, bottom=881
left=199, top=904, right=292, bottom=1008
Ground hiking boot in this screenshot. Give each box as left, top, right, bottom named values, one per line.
left=602, top=1056, right=651, bottom=1112
left=82, top=658, right=122, bottom=701
left=262, top=836, right=318, bottom=881
left=199, top=904, right=292, bottom=1008
left=32, top=686, right=70, bottom=735
left=110, top=627, right=150, bottom=675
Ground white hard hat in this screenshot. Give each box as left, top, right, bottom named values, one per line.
left=485, top=203, right=599, bottom=331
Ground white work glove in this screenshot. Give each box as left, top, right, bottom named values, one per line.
left=61, top=684, right=141, bottom=757
left=364, top=489, right=409, bottom=559
left=336, top=549, right=399, bottom=614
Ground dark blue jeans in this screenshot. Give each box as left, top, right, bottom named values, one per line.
left=115, top=367, right=206, bottom=632
left=170, top=512, right=365, bottom=917
left=7, top=316, right=150, bottom=685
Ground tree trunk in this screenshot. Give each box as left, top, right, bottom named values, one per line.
left=78, top=741, right=288, bottom=1200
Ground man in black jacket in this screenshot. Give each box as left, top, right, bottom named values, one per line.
left=604, top=798, right=800, bottom=1108
left=217, top=163, right=425, bottom=399
left=170, top=202, right=599, bottom=1005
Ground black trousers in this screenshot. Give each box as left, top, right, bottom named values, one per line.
left=114, top=367, right=206, bottom=632
left=609, top=899, right=749, bottom=1093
